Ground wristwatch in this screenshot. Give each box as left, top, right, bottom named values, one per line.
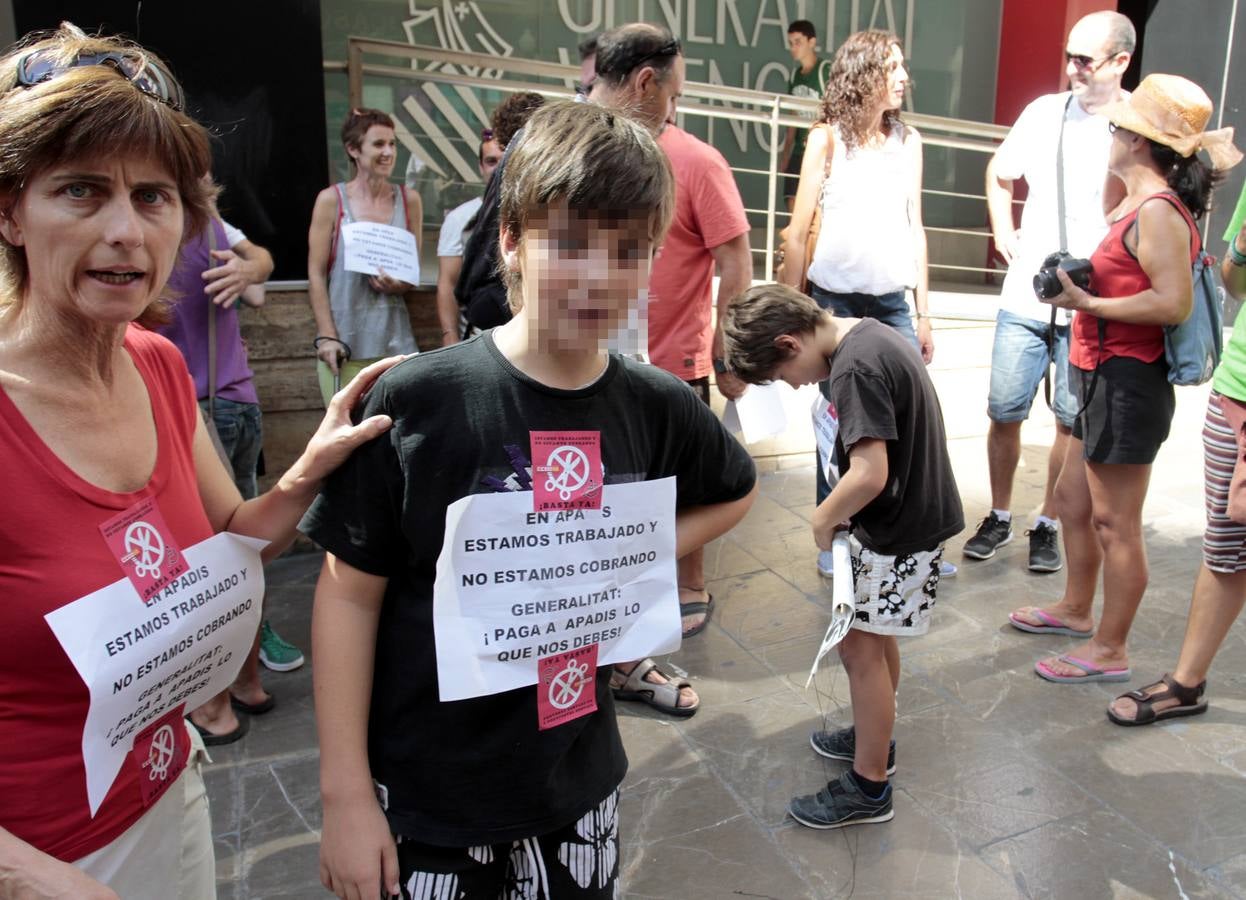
left=712, top=357, right=728, bottom=375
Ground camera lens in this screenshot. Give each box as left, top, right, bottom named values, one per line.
left=1032, top=270, right=1058, bottom=300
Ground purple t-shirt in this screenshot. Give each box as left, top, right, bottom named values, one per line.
left=157, top=219, right=258, bottom=405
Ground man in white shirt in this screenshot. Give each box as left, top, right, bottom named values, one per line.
left=435, top=133, right=502, bottom=345
left=964, top=11, right=1134, bottom=577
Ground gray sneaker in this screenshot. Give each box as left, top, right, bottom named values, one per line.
left=963, top=512, right=1013, bottom=560
left=1026, top=522, right=1062, bottom=572
left=810, top=726, right=896, bottom=776
left=789, top=771, right=894, bottom=829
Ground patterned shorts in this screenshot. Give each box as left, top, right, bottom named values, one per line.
left=1203, top=392, right=1246, bottom=574
left=850, top=540, right=943, bottom=636
left=396, top=789, right=620, bottom=899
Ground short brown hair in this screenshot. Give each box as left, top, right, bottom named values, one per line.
left=498, top=100, right=674, bottom=308
left=0, top=23, right=214, bottom=320
left=722, top=283, right=824, bottom=383
left=490, top=92, right=545, bottom=150
left=341, top=107, right=394, bottom=165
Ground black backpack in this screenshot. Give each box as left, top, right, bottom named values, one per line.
left=454, top=136, right=516, bottom=331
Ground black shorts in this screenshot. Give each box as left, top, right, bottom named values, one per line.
left=395, top=789, right=619, bottom=899
left=1071, top=356, right=1174, bottom=464
left=686, top=375, right=711, bottom=406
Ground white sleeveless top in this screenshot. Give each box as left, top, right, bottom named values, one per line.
left=806, top=123, right=918, bottom=296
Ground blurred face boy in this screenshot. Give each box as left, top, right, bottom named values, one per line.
left=503, top=205, right=653, bottom=351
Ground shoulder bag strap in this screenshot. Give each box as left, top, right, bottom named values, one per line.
left=207, top=221, right=218, bottom=421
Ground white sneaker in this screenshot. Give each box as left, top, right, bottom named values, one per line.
left=817, top=550, right=835, bottom=577
left=940, top=560, right=958, bottom=578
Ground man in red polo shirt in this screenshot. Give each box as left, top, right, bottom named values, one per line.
left=648, top=109, right=752, bottom=650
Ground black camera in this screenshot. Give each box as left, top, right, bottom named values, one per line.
left=1033, top=251, right=1093, bottom=300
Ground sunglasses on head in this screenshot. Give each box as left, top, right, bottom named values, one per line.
left=481, top=127, right=494, bottom=141
left=15, top=48, right=185, bottom=111
left=631, top=38, right=681, bottom=71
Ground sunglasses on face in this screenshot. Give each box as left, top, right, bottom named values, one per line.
left=15, top=49, right=185, bottom=111
left=1064, top=51, right=1111, bottom=72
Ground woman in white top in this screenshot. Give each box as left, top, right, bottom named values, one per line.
left=782, top=30, right=931, bottom=363
left=782, top=30, right=946, bottom=575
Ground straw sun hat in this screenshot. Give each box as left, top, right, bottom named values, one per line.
left=1099, top=73, right=1242, bottom=170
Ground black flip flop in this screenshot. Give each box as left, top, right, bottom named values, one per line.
left=230, top=691, right=276, bottom=716
left=680, top=593, right=714, bottom=639
left=189, top=713, right=251, bottom=746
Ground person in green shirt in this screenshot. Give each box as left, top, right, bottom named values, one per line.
left=1108, top=177, right=1246, bottom=726
left=780, top=20, right=832, bottom=210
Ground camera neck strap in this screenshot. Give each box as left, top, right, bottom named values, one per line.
left=1044, top=95, right=1075, bottom=412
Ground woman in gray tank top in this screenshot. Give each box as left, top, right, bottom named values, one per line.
left=308, top=108, right=423, bottom=405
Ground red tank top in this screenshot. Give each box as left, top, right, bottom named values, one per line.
left=1070, top=192, right=1200, bottom=369
left=0, top=326, right=213, bottom=861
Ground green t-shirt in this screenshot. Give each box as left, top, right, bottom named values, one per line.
left=788, top=58, right=831, bottom=162
left=1224, top=178, right=1246, bottom=244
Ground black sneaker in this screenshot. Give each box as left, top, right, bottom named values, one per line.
left=809, top=726, right=896, bottom=776
left=789, top=771, right=894, bottom=829
left=962, top=512, right=1013, bottom=559
left=1026, top=522, right=1062, bottom=572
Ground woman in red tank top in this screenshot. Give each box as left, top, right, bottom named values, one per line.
left=1014, top=75, right=1242, bottom=692
left=0, top=26, right=402, bottom=899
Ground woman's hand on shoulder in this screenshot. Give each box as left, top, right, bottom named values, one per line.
left=319, top=793, right=399, bottom=900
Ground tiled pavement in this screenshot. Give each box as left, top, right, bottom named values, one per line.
left=209, top=318, right=1246, bottom=899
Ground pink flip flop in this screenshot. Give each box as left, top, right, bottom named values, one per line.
left=1009, top=607, right=1093, bottom=637
left=1035, top=654, right=1131, bottom=684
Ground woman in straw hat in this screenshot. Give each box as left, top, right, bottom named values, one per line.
left=1019, top=73, right=1241, bottom=687
left=1107, top=180, right=1246, bottom=725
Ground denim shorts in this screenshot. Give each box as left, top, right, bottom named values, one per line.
left=199, top=397, right=262, bottom=499
left=987, top=309, right=1076, bottom=429
left=810, top=285, right=917, bottom=504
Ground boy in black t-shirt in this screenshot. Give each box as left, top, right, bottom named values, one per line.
left=303, top=101, right=756, bottom=899
left=723, top=283, right=962, bottom=830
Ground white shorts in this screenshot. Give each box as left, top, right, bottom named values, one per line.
left=73, top=721, right=216, bottom=899
left=850, top=541, right=943, bottom=636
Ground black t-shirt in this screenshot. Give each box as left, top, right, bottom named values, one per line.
left=453, top=136, right=514, bottom=330
left=301, top=333, right=755, bottom=846
left=830, top=319, right=964, bottom=555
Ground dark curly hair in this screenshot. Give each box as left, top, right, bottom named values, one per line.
left=817, top=30, right=904, bottom=151
left=1147, top=141, right=1223, bottom=221
left=491, top=92, right=545, bottom=150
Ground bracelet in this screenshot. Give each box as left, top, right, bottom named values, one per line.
left=1230, top=238, right=1246, bottom=268
left=313, top=335, right=353, bottom=359
left=914, top=312, right=931, bottom=320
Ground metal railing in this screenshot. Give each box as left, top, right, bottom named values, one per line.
left=324, top=37, right=1014, bottom=287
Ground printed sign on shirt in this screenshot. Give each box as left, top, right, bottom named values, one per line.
left=811, top=394, right=841, bottom=488
left=45, top=532, right=266, bottom=815
left=340, top=221, right=420, bottom=285
left=531, top=431, right=603, bottom=511
left=433, top=478, right=678, bottom=702
left=99, top=498, right=188, bottom=604
left=537, top=644, right=599, bottom=730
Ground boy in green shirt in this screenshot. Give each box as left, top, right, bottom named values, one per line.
left=780, top=20, right=832, bottom=209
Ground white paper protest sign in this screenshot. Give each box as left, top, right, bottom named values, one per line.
left=433, top=478, right=679, bottom=701
left=811, top=393, right=840, bottom=487
left=731, top=381, right=789, bottom=444
left=805, top=535, right=856, bottom=687
left=340, top=221, right=420, bottom=285
left=45, top=532, right=266, bottom=815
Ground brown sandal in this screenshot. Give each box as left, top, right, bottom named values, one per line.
left=1108, top=673, right=1207, bottom=727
